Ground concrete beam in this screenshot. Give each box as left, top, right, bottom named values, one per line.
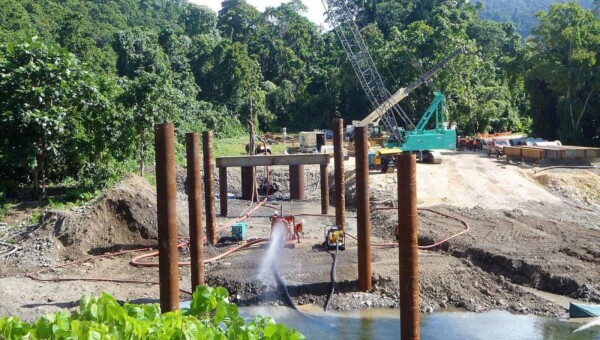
left=216, top=154, right=331, bottom=168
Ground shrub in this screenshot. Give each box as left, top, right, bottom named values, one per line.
left=0, top=286, right=304, bottom=339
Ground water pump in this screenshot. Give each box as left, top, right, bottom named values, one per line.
left=269, top=211, right=304, bottom=249
left=324, top=225, right=345, bottom=251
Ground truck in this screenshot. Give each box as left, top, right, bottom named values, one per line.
left=487, top=139, right=510, bottom=157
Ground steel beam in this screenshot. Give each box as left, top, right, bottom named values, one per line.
left=154, top=123, right=180, bottom=312
left=289, top=165, right=305, bottom=200
left=202, top=131, right=217, bottom=245
left=397, top=154, right=420, bottom=340
left=355, top=127, right=371, bottom=292
left=186, top=133, right=204, bottom=289
left=219, top=167, right=227, bottom=217
left=241, top=167, right=255, bottom=201
left=320, top=164, right=329, bottom=215
left=333, top=118, right=346, bottom=230
left=216, top=153, right=330, bottom=168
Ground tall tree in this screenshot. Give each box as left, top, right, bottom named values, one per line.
left=0, top=38, right=110, bottom=197
left=114, top=29, right=176, bottom=175
left=527, top=3, right=600, bottom=144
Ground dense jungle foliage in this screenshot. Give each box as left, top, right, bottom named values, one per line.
left=0, top=0, right=599, bottom=197
left=477, top=0, right=595, bottom=38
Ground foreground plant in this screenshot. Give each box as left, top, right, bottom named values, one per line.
left=0, top=286, right=304, bottom=339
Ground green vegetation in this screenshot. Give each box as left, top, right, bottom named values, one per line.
left=0, top=192, right=10, bottom=219
left=0, top=0, right=599, bottom=205
left=477, top=0, right=594, bottom=38
left=0, top=286, right=304, bottom=339
left=213, top=136, right=287, bottom=157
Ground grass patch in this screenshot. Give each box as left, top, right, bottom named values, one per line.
left=0, top=193, right=10, bottom=220
left=213, top=136, right=288, bottom=157
left=144, top=174, right=157, bottom=187
left=26, top=211, right=43, bottom=226
left=213, top=136, right=248, bottom=157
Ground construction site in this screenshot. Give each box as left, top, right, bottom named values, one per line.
left=1, top=1, right=600, bottom=339
left=1, top=124, right=599, bottom=337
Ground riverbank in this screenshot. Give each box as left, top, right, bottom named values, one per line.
left=0, top=152, right=598, bottom=324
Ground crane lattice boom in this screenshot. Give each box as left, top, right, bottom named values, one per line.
left=322, top=0, right=414, bottom=142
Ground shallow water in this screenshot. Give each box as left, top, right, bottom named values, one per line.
left=239, top=307, right=600, bottom=340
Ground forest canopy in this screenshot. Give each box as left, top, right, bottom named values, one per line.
left=1, top=0, right=599, bottom=195
left=476, top=0, right=594, bottom=38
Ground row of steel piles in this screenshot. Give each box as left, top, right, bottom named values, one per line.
left=154, top=124, right=218, bottom=313
left=156, top=120, right=420, bottom=339
left=343, top=119, right=420, bottom=339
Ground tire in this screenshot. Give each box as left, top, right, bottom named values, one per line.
left=381, top=163, right=388, bottom=174
left=381, top=158, right=389, bottom=173
left=496, top=151, right=500, bottom=158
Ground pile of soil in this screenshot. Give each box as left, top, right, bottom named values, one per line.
left=374, top=202, right=600, bottom=304
left=533, top=169, right=600, bottom=206
left=3, top=175, right=189, bottom=271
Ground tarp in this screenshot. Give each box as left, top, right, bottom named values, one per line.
left=569, top=302, right=600, bottom=318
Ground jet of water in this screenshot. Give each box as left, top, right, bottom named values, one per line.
left=256, top=222, right=286, bottom=283
left=573, top=318, right=600, bottom=333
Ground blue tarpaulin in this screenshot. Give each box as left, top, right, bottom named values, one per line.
left=570, top=302, right=600, bottom=318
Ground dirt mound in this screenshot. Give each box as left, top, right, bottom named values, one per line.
left=340, top=153, right=563, bottom=210
left=533, top=170, right=600, bottom=206
left=8, top=175, right=189, bottom=269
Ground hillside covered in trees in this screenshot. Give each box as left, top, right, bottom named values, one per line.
left=477, top=0, right=595, bottom=38
left=1, top=0, right=599, bottom=196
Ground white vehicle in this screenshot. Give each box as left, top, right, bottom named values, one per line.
left=487, top=139, right=510, bottom=157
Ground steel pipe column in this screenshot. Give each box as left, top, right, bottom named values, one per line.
left=333, top=118, right=346, bottom=230
left=219, top=167, right=228, bottom=217
left=355, top=127, right=372, bottom=292
left=241, top=167, right=256, bottom=201
left=186, top=133, right=204, bottom=289
left=320, top=164, right=329, bottom=215
left=154, top=123, right=180, bottom=312
left=397, top=154, right=420, bottom=340
left=202, top=131, right=217, bottom=245
left=289, top=165, right=305, bottom=200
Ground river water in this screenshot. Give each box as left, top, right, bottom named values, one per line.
left=239, top=307, right=600, bottom=340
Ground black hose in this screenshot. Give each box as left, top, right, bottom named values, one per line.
left=324, top=242, right=339, bottom=311
left=268, top=247, right=341, bottom=333
left=271, top=263, right=299, bottom=311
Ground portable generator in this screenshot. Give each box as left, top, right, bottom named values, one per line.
left=325, top=225, right=345, bottom=251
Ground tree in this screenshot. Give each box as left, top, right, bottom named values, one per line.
left=180, top=3, right=217, bottom=37
left=527, top=3, right=600, bottom=144
left=114, top=28, right=190, bottom=175
left=0, top=38, right=109, bottom=197
left=218, top=0, right=263, bottom=44
left=477, top=0, right=594, bottom=38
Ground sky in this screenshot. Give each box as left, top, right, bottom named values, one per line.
left=188, top=0, right=327, bottom=25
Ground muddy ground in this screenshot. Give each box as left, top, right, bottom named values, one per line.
left=0, top=151, right=598, bottom=323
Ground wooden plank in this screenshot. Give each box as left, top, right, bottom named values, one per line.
left=521, top=148, right=543, bottom=160
left=503, top=147, right=522, bottom=157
